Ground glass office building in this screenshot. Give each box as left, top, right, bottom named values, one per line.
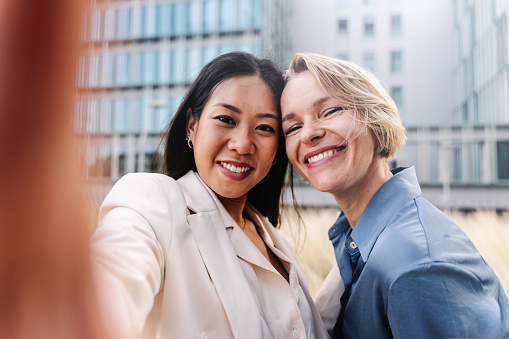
left=75, top=0, right=290, bottom=181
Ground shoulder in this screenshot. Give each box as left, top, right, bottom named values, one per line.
left=99, top=173, right=184, bottom=220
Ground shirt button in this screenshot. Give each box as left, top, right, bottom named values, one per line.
left=350, top=241, right=357, bottom=249
left=292, top=328, right=300, bottom=338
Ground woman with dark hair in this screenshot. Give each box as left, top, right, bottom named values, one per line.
left=89, top=52, right=329, bottom=339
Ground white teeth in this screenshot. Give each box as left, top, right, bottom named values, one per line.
left=220, top=162, right=251, bottom=173
left=307, top=149, right=338, bottom=164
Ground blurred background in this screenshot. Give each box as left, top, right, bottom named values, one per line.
left=75, top=0, right=508, bottom=295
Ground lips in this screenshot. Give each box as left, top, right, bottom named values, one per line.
left=219, top=161, right=253, bottom=173
left=217, top=160, right=254, bottom=181
left=304, top=145, right=346, bottom=164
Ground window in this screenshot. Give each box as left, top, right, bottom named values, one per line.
left=497, top=141, right=509, bottom=181
left=187, top=1, right=203, bottom=35
left=239, top=0, right=254, bottom=30
left=364, top=16, right=375, bottom=37
left=391, top=50, right=402, bottom=73
left=203, top=0, right=219, bottom=34
left=338, top=19, right=348, bottom=34
left=117, top=7, right=132, bottom=40
left=220, top=0, right=235, bottom=32
left=141, top=5, right=157, bottom=38
left=391, top=14, right=402, bottom=36
left=452, top=142, right=463, bottom=182
left=172, top=3, right=187, bottom=36
left=158, top=4, right=172, bottom=37
left=186, top=48, right=202, bottom=83
left=363, top=51, right=376, bottom=71
left=391, top=86, right=403, bottom=109
left=337, top=0, right=351, bottom=8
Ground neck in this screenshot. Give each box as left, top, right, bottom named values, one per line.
left=334, top=159, right=393, bottom=229
left=218, top=194, right=248, bottom=227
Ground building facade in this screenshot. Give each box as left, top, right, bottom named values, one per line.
left=75, top=0, right=290, bottom=182
left=289, top=0, right=454, bottom=127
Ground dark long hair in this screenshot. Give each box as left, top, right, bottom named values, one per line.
left=163, top=51, right=287, bottom=227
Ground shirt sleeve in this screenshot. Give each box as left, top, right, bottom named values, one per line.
left=89, top=174, right=170, bottom=339
left=387, top=262, right=504, bottom=339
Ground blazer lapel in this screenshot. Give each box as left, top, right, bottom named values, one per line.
left=177, top=171, right=262, bottom=339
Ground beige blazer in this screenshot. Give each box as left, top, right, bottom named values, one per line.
left=90, top=171, right=329, bottom=339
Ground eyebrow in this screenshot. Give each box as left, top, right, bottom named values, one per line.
left=213, top=103, right=278, bottom=120
left=282, top=96, right=333, bottom=123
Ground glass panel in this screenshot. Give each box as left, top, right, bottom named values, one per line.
left=364, top=16, right=375, bottom=37
left=428, top=142, right=440, bottom=183
left=187, top=1, right=203, bottom=35
left=114, top=99, right=128, bottom=134
left=472, top=141, right=483, bottom=183
left=143, top=5, right=157, bottom=38
left=338, top=19, right=348, bottom=34
left=186, top=48, right=202, bottom=83
left=170, top=49, right=186, bottom=84
left=391, top=86, right=403, bottom=109
left=253, top=0, right=261, bottom=30
left=391, top=14, right=402, bottom=36
left=391, top=50, right=402, bottom=73
left=239, top=0, right=254, bottom=30
left=337, top=0, right=351, bottom=8
left=452, top=142, right=463, bottom=182
left=203, top=46, right=219, bottom=67
left=172, top=2, right=187, bottom=36
left=100, top=99, right=113, bottom=134
left=220, top=0, right=235, bottom=32
left=497, top=141, right=509, bottom=180
left=159, top=4, right=172, bottom=37
left=363, top=51, right=375, bottom=71
left=159, top=50, right=171, bottom=85
left=204, top=0, right=219, bottom=34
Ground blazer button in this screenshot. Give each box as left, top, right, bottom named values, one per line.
left=292, top=327, right=300, bottom=338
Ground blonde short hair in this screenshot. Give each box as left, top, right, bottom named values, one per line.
left=285, top=52, right=406, bottom=158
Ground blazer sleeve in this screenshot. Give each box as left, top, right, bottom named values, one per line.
left=89, top=173, right=176, bottom=339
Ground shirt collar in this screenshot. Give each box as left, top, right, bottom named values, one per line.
left=329, top=167, right=421, bottom=262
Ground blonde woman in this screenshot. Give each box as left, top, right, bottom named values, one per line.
left=281, top=52, right=509, bottom=339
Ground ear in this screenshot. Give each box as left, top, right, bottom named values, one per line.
left=186, top=108, right=197, bottom=135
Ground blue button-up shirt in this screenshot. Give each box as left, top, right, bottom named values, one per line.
left=329, top=167, right=509, bottom=339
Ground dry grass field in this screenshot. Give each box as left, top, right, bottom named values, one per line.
left=279, top=207, right=509, bottom=298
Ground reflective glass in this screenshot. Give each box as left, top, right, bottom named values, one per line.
left=238, top=0, right=253, bottom=30
left=172, top=3, right=187, bottom=36
left=204, top=0, right=219, bottom=33
left=187, top=1, right=203, bottom=35
left=220, top=0, right=235, bottom=32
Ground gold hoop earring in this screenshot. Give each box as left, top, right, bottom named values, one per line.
left=272, top=158, right=277, bottom=165
left=186, top=134, right=193, bottom=149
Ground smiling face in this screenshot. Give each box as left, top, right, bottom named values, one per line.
left=187, top=75, right=279, bottom=200
left=281, top=71, right=388, bottom=201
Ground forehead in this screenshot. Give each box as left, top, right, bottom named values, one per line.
left=211, top=75, right=270, bottom=99
left=282, top=71, right=335, bottom=112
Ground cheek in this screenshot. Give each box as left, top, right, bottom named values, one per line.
left=285, top=139, right=299, bottom=165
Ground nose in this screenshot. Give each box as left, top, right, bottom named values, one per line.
left=300, top=120, right=325, bottom=145
left=228, top=129, right=255, bottom=155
